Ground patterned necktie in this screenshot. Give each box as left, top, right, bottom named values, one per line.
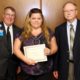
left=7, top=27, right=12, bottom=54
left=69, top=24, right=75, bottom=60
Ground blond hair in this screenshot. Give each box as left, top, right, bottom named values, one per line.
left=21, top=8, right=50, bottom=44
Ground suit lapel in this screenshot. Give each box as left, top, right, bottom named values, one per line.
left=0, top=22, right=7, bottom=46
left=73, top=20, right=80, bottom=49
left=63, top=23, right=69, bottom=51
left=12, top=25, right=15, bottom=45
left=13, top=25, right=17, bottom=43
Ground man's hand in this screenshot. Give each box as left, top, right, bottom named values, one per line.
left=53, top=71, right=58, bottom=79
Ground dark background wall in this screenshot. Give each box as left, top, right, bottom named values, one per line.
left=0, top=0, right=80, bottom=30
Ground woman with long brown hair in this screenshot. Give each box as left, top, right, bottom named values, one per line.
left=14, top=8, right=57, bottom=80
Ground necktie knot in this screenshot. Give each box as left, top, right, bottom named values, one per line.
left=70, top=24, right=73, bottom=27
left=70, top=24, right=74, bottom=31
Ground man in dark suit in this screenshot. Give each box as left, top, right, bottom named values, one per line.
left=0, top=6, right=21, bottom=80
left=53, top=1, right=80, bottom=80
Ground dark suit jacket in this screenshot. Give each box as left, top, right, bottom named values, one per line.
left=54, top=19, right=80, bottom=80
left=0, top=22, right=21, bottom=78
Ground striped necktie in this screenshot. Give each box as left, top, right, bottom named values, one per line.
left=69, top=24, right=75, bottom=60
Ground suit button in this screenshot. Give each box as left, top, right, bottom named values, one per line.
left=67, top=51, right=69, bottom=53
left=67, top=60, right=69, bottom=62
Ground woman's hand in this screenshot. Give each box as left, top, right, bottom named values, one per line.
left=44, top=47, right=51, bottom=56
left=25, top=58, right=37, bottom=65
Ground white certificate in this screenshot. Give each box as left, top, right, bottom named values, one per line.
left=23, top=44, right=47, bottom=62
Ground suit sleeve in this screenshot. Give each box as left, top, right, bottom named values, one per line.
left=53, top=27, right=60, bottom=71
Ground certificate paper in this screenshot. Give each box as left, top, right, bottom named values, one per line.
left=23, top=44, right=47, bottom=62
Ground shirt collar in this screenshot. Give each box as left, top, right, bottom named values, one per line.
left=67, top=19, right=77, bottom=32
left=4, top=23, right=13, bottom=33
left=67, top=19, right=77, bottom=28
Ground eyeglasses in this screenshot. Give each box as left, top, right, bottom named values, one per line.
left=4, top=13, right=15, bottom=17
left=64, top=9, right=76, bottom=13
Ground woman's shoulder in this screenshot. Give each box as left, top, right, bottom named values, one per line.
left=48, top=28, right=54, bottom=37
left=16, top=35, right=23, bottom=42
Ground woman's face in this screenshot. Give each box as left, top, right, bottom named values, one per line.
left=30, top=13, right=43, bottom=29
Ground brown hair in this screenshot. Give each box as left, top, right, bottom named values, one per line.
left=4, top=6, right=16, bottom=14
left=21, top=8, right=50, bottom=44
